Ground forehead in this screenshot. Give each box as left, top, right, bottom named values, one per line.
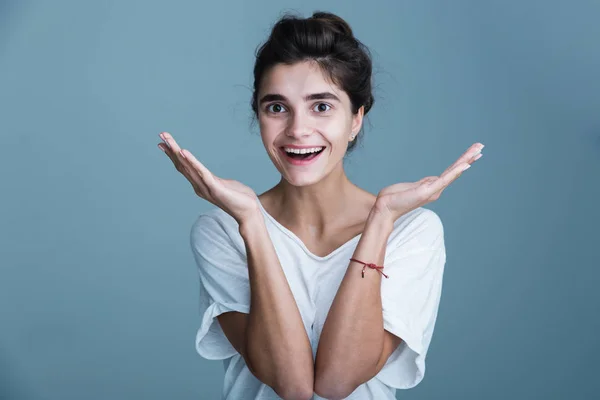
left=259, top=61, right=348, bottom=102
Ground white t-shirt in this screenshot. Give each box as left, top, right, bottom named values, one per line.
left=190, top=200, right=446, bottom=400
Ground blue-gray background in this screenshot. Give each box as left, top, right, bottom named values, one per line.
left=1, top=0, right=598, bottom=399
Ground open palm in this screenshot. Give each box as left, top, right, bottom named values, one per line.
left=374, top=143, right=484, bottom=221
left=158, top=132, right=260, bottom=224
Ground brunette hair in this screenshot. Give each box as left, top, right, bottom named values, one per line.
left=251, top=11, right=374, bottom=153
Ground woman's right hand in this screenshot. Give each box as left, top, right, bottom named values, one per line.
left=158, top=132, right=261, bottom=225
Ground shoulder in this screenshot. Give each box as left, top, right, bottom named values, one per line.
left=190, top=206, right=238, bottom=234
left=387, top=207, right=445, bottom=255
left=189, top=206, right=244, bottom=253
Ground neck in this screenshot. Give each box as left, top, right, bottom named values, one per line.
left=262, top=162, right=374, bottom=234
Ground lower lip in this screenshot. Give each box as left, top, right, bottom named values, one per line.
left=280, top=148, right=325, bottom=166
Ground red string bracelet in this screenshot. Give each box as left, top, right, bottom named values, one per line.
left=349, top=258, right=389, bottom=279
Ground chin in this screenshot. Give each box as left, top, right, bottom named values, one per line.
left=285, top=175, right=320, bottom=187
left=281, top=171, right=324, bottom=187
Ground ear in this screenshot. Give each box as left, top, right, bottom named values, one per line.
left=350, top=105, right=365, bottom=138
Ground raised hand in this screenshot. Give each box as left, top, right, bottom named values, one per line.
left=158, top=132, right=261, bottom=225
left=372, top=143, right=484, bottom=222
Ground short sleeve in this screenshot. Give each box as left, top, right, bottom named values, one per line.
left=376, top=209, right=447, bottom=389
left=189, top=213, right=250, bottom=361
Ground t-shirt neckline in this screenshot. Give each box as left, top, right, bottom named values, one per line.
left=257, top=200, right=362, bottom=262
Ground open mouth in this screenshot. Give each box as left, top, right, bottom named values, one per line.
left=280, top=146, right=326, bottom=164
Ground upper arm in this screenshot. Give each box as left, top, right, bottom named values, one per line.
left=192, top=214, right=254, bottom=360
left=217, top=311, right=251, bottom=366
left=374, top=330, right=403, bottom=374
left=328, top=330, right=402, bottom=398
left=218, top=312, right=311, bottom=400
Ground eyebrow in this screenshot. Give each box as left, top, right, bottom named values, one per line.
left=259, top=92, right=341, bottom=105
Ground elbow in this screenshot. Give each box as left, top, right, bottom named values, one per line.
left=313, top=387, right=351, bottom=400
left=271, top=363, right=314, bottom=400
left=314, top=366, right=363, bottom=400
left=274, top=384, right=313, bottom=400
left=246, top=351, right=313, bottom=400
left=314, top=378, right=354, bottom=400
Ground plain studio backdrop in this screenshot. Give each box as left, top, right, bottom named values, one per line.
left=1, top=0, right=599, bottom=399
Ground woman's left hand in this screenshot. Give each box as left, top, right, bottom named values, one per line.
left=372, top=143, right=484, bottom=222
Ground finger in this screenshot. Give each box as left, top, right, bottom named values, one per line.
left=158, top=142, right=184, bottom=170
left=158, top=132, right=182, bottom=161
left=447, top=143, right=482, bottom=171
left=179, top=148, right=218, bottom=189
left=428, top=162, right=469, bottom=193
left=160, top=132, right=188, bottom=167
left=159, top=132, right=181, bottom=153
left=177, top=149, right=218, bottom=200
left=158, top=139, right=211, bottom=195
left=463, top=142, right=484, bottom=161
left=158, top=132, right=202, bottom=177
left=439, top=151, right=477, bottom=181
left=441, top=143, right=484, bottom=178
left=192, top=173, right=211, bottom=200
left=419, top=176, right=438, bottom=184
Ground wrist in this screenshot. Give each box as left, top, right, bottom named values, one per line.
left=367, top=205, right=397, bottom=231
left=352, top=208, right=394, bottom=264
left=238, top=212, right=266, bottom=238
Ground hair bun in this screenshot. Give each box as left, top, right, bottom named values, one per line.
left=311, top=11, right=354, bottom=37
left=252, top=11, right=374, bottom=154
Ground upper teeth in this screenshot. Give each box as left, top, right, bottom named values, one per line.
left=283, top=147, right=324, bottom=154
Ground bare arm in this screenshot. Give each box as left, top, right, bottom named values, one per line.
left=313, top=144, right=482, bottom=399
left=157, top=133, right=314, bottom=400
left=218, top=213, right=314, bottom=400
left=314, top=210, right=400, bottom=400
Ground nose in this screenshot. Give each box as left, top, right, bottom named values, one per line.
left=286, top=110, right=313, bottom=138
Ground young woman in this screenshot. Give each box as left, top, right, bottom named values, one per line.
left=158, top=11, right=483, bottom=400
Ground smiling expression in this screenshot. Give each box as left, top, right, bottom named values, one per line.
left=257, top=61, right=364, bottom=186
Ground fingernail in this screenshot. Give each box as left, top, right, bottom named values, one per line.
left=158, top=144, right=166, bottom=152
left=462, top=164, right=471, bottom=171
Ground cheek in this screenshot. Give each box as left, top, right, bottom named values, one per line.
left=320, top=118, right=351, bottom=144
left=259, top=121, right=282, bottom=160
left=259, top=114, right=286, bottom=133
left=259, top=118, right=276, bottom=142
left=259, top=113, right=350, bottom=148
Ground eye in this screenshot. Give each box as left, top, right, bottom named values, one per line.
left=313, top=103, right=332, bottom=113
left=266, top=103, right=287, bottom=113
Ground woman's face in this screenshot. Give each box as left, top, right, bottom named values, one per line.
left=257, top=61, right=363, bottom=187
